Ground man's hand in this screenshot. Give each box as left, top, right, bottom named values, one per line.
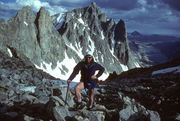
left=91, top=75, right=98, bottom=80
left=67, top=80, right=72, bottom=83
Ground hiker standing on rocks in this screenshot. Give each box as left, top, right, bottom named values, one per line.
left=67, top=51, right=105, bottom=110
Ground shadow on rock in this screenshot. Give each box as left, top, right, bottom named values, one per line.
left=0, top=102, right=52, bottom=121
left=65, top=116, right=78, bottom=121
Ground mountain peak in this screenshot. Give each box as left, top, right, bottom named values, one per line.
left=131, top=31, right=141, bottom=36
left=15, top=6, right=35, bottom=22
left=38, top=7, right=50, bottom=16
left=91, top=2, right=97, bottom=8
left=20, top=6, right=32, bottom=12
left=114, top=19, right=126, bottom=41
left=16, top=6, right=33, bottom=16
left=87, top=2, right=100, bottom=13
left=16, top=6, right=32, bottom=16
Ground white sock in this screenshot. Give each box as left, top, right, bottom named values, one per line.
left=77, top=98, right=82, bottom=103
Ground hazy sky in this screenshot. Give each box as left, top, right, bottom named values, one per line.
left=0, top=0, right=180, bottom=37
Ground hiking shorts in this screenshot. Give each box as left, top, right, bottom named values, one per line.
left=84, top=80, right=97, bottom=89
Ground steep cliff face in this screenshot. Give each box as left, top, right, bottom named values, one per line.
left=114, top=20, right=129, bottom=65
left=0, top=6, right=66, bottom=65
left=0, top=6, right=67, bottom=77
left=0, top=7, right=40, bottom=63
left=0, top=3, right=138, bottom=80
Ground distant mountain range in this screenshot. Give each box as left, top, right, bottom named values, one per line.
left=128, top=31, right=180, bottom=65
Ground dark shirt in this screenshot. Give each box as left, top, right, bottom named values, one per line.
left=68, top=61, right=105, bottom=82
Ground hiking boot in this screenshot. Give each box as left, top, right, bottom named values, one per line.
left=76, top=102, right=85, bottom=110
left=87, top=105, right=95, bottom=110
left=69, top=102, right=85, bottom=111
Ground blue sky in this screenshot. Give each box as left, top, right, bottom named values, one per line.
left=0, top=0, right=180, bottom=37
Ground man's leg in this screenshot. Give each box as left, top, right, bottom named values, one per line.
left=74, top=82, right=84, bottom=103
left=88, top=89, right=95, bottom=108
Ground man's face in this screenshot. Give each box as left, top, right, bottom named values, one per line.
left=85, top=55, right=93, bottom=63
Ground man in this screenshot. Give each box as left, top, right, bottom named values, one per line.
left=67, top=51, right=105, bottom=110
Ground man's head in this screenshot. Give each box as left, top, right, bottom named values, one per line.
left=84, top=51, right=94, bottom=63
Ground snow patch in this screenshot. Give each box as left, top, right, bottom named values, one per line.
left=66, top=43, right=84, bottom=59
left=7, top=48, right=13, bottom=57
left=53, top=13, right=65, bottom=30
left=111, top=32, right=115, bottom=52
left=101, top=55, right=104, bottom=63
left=134, top=62, right=141, bottom=68
left=24, top=21, right=28, bottom=26
left=109, top=48, right=121, bottom=63
left=82, top=27, right=85, bottom=31
left=79, top=13, right=82, bottom=18
left=100, top=31, right=105, bottom=40
left=117, top=41, right=121, bottom=44
left=77, top=18, right=85, bottom=25
left=87, top=35, right=95, bottom=54
left=35, top=51, right=81, bottom=82
left=52, top=12, right=65, bottom=30
left=20, top=86, right=36, bottom=93
left=99, top=72, right=109, bottom=81
left=71, top=12, right=75, bottom=17
left=152, top=66, right=180, bottom=75
left=95, top=70, right=109, bottom=81
left=74, top=23, right=77, bottom=29
left=120, top=64, right=129, bottom=71
left=56, top=13, right=64, bottom=22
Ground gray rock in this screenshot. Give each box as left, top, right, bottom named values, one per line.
left=38, top=96, right=50, bottom=104
left=53, top=107, right=70, bottom=121
left=8, top=90, right=15, bottom=97
left=20, top=93, right=38, bottom=104
left=0, top=105, right=8, bottom=113
left=147, top=110, right=161, bottom=121
left=53, top=88, right=62, bottom=96
left=46, top=96, right=65, bottom=110
left=119, top=105, right=138, bottom=121
left=73, top=110, right=105, bottom=121
left=176, top=114, right=180, bottom=120
left=46, top=96, right=71, bottom=120
left=5, top=112, right=18, bottom=118
left=24, top=114, right=43, bottom=121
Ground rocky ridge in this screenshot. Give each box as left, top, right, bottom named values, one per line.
left=105, top=58, right=180, bottom=121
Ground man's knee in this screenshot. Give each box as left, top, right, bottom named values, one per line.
left=75, top=82, right=84, bottom=91
left=88, top=89, right=94, bottom=95
left=75, top=85, right=79, bottom=92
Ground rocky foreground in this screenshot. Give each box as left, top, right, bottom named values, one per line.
left=105, top=59, right=180, bottom=121
left=0, top=51, right=180, bottom=121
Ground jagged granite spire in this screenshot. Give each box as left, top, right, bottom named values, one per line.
left=113, top=19, right=130, bottom=65
left=15, top=6, right=35, bottom=22
left=114, top=19, right=126, bottom=41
